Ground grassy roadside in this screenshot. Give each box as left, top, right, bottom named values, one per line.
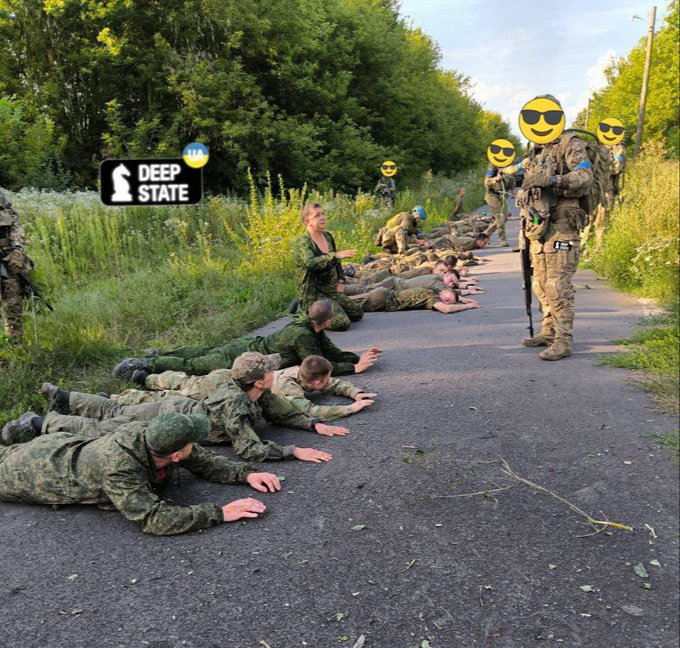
left=590, top=143, right=679, bottom=459
left=0, top=168, right=485, bottom=425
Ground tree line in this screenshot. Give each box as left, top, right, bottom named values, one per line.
left=0, top=0, right=516, bottom=193
left=574, top=0, right=679, bottom=156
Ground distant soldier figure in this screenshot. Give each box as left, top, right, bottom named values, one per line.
left=482, top=166, right=511, bottom=247
left=373, top=206, right=429, bottom=255
left=0, top=189, right=29, bottom=342
left=375, top=161, right=398, bottom=206
left=449, top=187, right=466, bottom=221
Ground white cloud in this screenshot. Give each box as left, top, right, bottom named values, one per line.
left=563, top=48, right=616, bottom=124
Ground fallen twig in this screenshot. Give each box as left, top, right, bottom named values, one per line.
left=495, top=456, right=633, bottom=535
left=431, top=483, right=518, bottom=498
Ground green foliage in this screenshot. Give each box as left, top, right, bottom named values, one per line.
left=599, top=311, right=679, bottom=415
left=574, top=1, right=679, bottom=156
left=0, top=0, right=513, bottom=192
left=590, top=142, right=679, bottom=304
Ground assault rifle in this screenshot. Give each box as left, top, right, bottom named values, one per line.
left=0, top=246, right=54, bottom=312
left=519, top=209, right=535, bottom=338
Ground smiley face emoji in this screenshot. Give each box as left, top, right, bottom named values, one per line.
left=597, top=118, right=625, bottom=146
left=487, top=139, right=516, bottom=168
left=381, top=160, right=397, bottom=177
left=518, top=96, right=565, bottom=144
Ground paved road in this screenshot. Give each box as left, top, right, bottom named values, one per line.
left=2, top=219, right=678, bottom=648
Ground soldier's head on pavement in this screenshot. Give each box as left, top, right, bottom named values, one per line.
left=308, top=299, right=333, bottom=330
left=474, top=233, right=490, bottom=248
left=232, top=352, right=281, bottom=391
left=300, top=202, right=325, bottom=231
left=299, top=355, right=333, bottom=390
left=437, top=288, right=459, bottom=305
left=442, top=272, right=460, bottom=288
left=518, top=95, right=565, bottom=145
left=145, top=412, right=210, bottom=463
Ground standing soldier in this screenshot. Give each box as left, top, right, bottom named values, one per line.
left=482, top=166, right=511, bottom=247
left=375, top=161, right=397, bottom=207
left=0, top=189, right=28, bottom=343
left=509, top=94, right=593, bottom=361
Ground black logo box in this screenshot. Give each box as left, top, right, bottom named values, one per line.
left=100, top=158, right=202, bottom=206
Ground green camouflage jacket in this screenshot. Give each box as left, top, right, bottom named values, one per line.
left=264, top=313, right=359, bottom=375
left=272, top=366, right=362, bottom=421
left=0, top=424, right=255, bottom=536
left=199, top=372, right=315, bottom=461
left=292, top=231, right=343, bottom=306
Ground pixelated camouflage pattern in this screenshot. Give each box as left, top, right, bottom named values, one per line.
left=0, top=423, right=255, bottom=535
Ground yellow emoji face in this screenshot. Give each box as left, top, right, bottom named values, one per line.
left=381, top=160, right=397, bottom=177
left=518, top=96, right=565, bottom=144
left=597, top=118, right=625, bottom=146
left=487, top=139, right=516, bottom=168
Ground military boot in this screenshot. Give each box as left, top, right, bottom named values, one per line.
left=1, top=411, right=40, bottom=446
left=112, top=357, right=148, bottom=379
left=40, top=382, right=69, bottom=412
left=539, top=340, right=572, bottom=361
left=521, top=334, right=553, bottom=347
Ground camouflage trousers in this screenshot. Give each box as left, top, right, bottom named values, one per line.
left=40, top=392, right=199, bottom=438
left=378, top=225, right=410, bottom=254
left=580, top=196, right=611, bottom=252
left=148, top=336, right=270, bottom=375
left=112, top=369, right=232, bottom=405
left=0, top=274, right=23, bottom=340
left=300, top=292, right=363, bottom=332
left=530, top=240, right=581, bottom=343
left=349, top=287, right=391, bottom=312
left=483, top=194, right=509, bottom=245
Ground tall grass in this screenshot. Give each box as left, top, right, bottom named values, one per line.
left=0, top=168, right=484, bottom=423
left=590, top=142, right=679, bottom=304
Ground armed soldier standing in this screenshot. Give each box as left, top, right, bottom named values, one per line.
left=0, top=190, right=29, bottom=342
left=482, top=166, right=511, bottom=247
left=508, top=95, right=594, bottom=361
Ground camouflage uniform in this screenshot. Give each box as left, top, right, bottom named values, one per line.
left=346, top=274, right=442, bottom=296
left=519, top=132, right=593, bottom=358
left=292, top=231, right=363, bottom=331
left=0, top=191, right=27, bottom=341
left=483, top=165, right=510, bottom=246
left=375, top=213, right=422, bottom=254
left=0, top=420, right=256, bottom=536
left=375, top=177, right=396, bottom=205
left=272, top=366, right=363, bottom=421
left=46, top=381, right=317, bottom=462
left=449, top=195, right=465, bottom=220
left=350, top=286, right=438, bottom=312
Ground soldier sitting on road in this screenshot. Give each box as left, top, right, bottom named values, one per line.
left=0, top=411, right=279, bottom=536
left=113, top=299, right=381, bottom=379
left=350, top=286, right=481, bottom=314
left=7, top=353, right=350, bottom=464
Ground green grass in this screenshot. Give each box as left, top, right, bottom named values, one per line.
left=646, top=430, right=679, bottom=462
left=599, top=310, right=679, bottom=458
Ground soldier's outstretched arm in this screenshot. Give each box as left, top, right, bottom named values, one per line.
left=295, top=331, right=359, bottom=375
left=259, top=391, right=316, bottom=431
left=182, top=444, right=257, bottom=483
left=102, top=470, right=225, bottom=535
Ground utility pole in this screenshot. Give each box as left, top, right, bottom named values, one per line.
left=635, top=6, right=656, bottom=154
left=585, top=98, right=591, bottom=131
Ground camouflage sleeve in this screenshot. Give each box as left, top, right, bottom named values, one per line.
left=0, top=195, right=25, bottom=249
left=612, top=145, right=625, bottom=175
left=293, top=330, right=358, bottom=376
left=292, top=235, right=337, bottom=272
left=181, top=444, right=256, bottom=483
left=556, top=137, right=593, bottom=193
left=259, top=391, right=315, bottom=430
left=220, top=401, right=295, bottom=462
left=277, top=378, right=355, bottom=421
left=323, top=376, right=362, bottom=399
left=102, top=466, right=223, bottom=535
left=317, top=333, right=360, bottom=375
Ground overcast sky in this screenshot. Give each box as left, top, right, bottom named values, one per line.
left=398, top=0, right=668, bottom=138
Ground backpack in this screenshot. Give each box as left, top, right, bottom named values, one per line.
left=559, top=129, right=611, bottom=218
